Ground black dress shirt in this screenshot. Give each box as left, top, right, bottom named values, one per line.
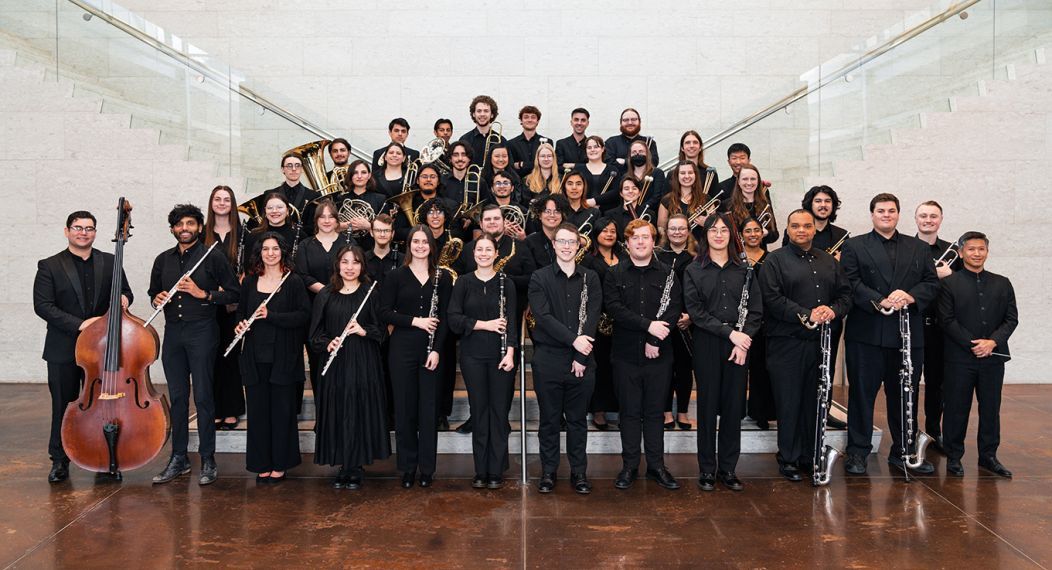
left=365, top=247, right=405, bottom=284
left=68, top=250, right=95, bottom=308
left=454, top=235, right=534, bottom=303
left=604, top=256, right=682, bottom=362
left=244, top=222, right=303, bottom=268
left=295, top=236, right=354, bottom=294
left=939, top=268, right=1018, bottom=363
left=682, top=256, right=762, bottom=339
left=759, top=244, right=852, bottom=339
left=448, top=273, right=519, bottom=357
left=441, top=172, right=492, bottom=205
left=459, top=127, right=507, bottom=167
left=524, top=231, right=556, bottom=270
left=236, top=273, right=310, bottom=383
left=268, top=181, right=320, bottom=236
left=603, top=134, right=659, bottom=168
left=373, top=171, right=406, bottom=198
left=378, top=265, right=454, bottom=349
left=782, top=222, right=849, bottom=254
left=527, top=263, right=602, bottom=365
left=556, top=134, right=588, bottom=170
left=148, top=240, right=240, bottom=323
left=507, top=132, right=551, bottom=178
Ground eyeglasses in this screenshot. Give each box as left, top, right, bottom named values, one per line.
left=554, top=238, right=578, bottom=247
left=707, top=227, right=730, bottom=236
left=265, top=205, right=287, bottom=212
left=372, top=228, right=392, bottom=234
left=69, top=226, right=96, bottom=233
left=493, top=181, right=512, bottom=187
left=427, top=210, right=444, bottom=217
left=283, top=164, right=302, bottom=170
left=542, top=209, right=560, bottom=216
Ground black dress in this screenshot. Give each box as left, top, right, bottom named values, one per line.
left=309, top=287, right=391, bottom=467
left=208, top=229, right=245, bottom=421
left=745, top=251, right=776, bottom=424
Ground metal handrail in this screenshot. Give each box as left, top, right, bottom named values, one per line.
left=66, top=0, right=371, bottom=161
left=657, top=0, right=982, bottom=171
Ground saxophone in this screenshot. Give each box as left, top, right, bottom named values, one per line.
left=493, top=240, right=516, bottom=273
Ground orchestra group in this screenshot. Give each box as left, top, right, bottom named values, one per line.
left=33, top=95, right=1019, bottom=493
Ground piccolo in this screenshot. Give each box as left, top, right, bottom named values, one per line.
left=221, top=271, right=292, bottom=357
left=320, top=281, right=377, bottom=376
left=144, top=241, right=219, bottom=327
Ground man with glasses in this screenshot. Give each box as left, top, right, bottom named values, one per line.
left=365, top=213, right=405, bottom=432
left=604, top=108, right=659, bottom=170
left=487, top=171, right=528, bottom=240
left=34, top=211, right=134, bottom=483
left=525, top=194, right=572, bottom=269
left=251, top=153, right=321, bottom=236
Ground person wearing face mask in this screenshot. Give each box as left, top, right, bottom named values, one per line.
left=459, top=95, right=506, bottom=167
left=309, top=245, right=391, bottom=489
left=574, top=135, right=621, bottom=213
left=335, top=159, right=387, bottom=251
left=556, top=108, right=591, bottom=171
left=528, top=224, right=602, bottom=494
left=237, top=233, right=311, bottom=484
left=371, top=118, right=420, bottom=172
left=507, top=105, right=551, bottom=178
left=657, top=214, right=696, bottom=432
left=604, top=108, right=659, bottom=169
left=727, top=164, right=778, bottom=248
left=623, top=139, right=667, bottom=214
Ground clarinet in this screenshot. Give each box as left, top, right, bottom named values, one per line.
left=735, top=251, right=754, bottom=332
left=425, top=268, right=442, bottom=354
left=576, top=276, right=588, bottom=336
left=499, top=272, right=507, bottom=357
left=289, top=221, right=303, bottom=264
left=235, top=221, right=247, bottom=276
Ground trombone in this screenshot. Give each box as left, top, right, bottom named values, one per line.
left=463, top=164, right=483, bottom=209
left=482, top=122, right=503, bottom=168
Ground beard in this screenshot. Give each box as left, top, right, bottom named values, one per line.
left=620, top=124, right=640, bottom=137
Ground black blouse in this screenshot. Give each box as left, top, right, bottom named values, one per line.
left=448, top=272, right=519, bottom=358
left=378, top=265, right=454, bottom=350
left=574, top=163, right=621, bottom=211
left=295, top=236, right=356, bottom=294
left=236, top=272, right=311, bottom=385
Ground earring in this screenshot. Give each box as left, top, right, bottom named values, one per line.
left=378, top=156, right=385, bottom=167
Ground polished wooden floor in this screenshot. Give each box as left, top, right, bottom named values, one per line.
left=1, top=383, right=1049, bottom=569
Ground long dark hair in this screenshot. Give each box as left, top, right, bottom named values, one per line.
left=403, top=225, right=440, bottom=278
left=247, top=231, right=293, bottom=276
left=663, top=161, right=706, bottom=216
left=728, top=164, right=777, bottom=237
left=344, top=159, right=376, bottom=193
left=204, top=185, right=241, bottom=263
left=327, top=245, right=372, bottom=290
left=695, top=212, right=742, bottom=264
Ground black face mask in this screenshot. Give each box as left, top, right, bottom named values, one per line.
left=630, top=155, right=647, bottom=167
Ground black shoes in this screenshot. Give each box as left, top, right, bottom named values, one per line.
left=401, top=472, right=415, bottom=489
left=199, top=457, right=218, bottom=486
left=844, top=454, right=867, bottom=475
left=663, top=421, right=675, bottom=430
left=677, top=421, right=692, bottom=431
left=152, top=455, right=191, bottom=485
left=930, top=434, right=945, bottom=454
left=472, top=474, right=487, bottom=489
left=978, top=457, right=1012, bottom=479
left=591, top=418, right=610, bottom=431
left=538, top=472, right=556, bottom=493
left=437, top=417, right=450, bottom=431
left=571, top=473, right=592, bottom=495
left=888, top=455, right=935, bottom=475
left=344, top=467, right=362, bottom=490
left=48, top=461, right=69, bottom=484
left=718, top=471, right=744, bottom=491
left=646, top=467, right=680, bottom=490
left=487, top=476, right=504, bottom=490
left=697, top=472, right=716, bottom=491
left=779, top=463, right=803, bottom=482
left=947, top=458, right=965, bottom=477
left=418, top=473, right=434, bottom=488
left=755, top=420, right=770, bottom=431
left=614, top=468, right=638, bottom=490
left=456, top=418, right=473, bottom=434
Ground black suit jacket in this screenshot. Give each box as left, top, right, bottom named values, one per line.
left=840, top=230, right=938, bottom=348
left=939, top=269, right=1018, bottom=364
left=33, top=249, right=134, bottom=364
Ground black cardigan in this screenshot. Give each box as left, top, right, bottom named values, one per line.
left=236, top=272, right=311, bottom=386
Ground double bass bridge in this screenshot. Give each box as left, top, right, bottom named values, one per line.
left=98, top=392, right=127, bottom=401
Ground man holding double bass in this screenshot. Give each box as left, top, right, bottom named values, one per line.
left=33, top=210, right=133, bottom=483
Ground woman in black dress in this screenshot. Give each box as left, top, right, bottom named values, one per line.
left=245, top=192, right=301, bottom=261
left=576, top=136, right=620, bottom=212
left=581, top=217, right=623, bottom=430
left=309, top=245, right=391, bottom=489
left=448, top=235, right=518, bottom=489
left=379, top=225, right=453, bottom=488
left=658, top=213, right=698, bottom=430
left=373, top=142, right=407, bottom=197
left=739, top=216, right=775, bottom=429
left=204, top=185, right=245, bottom=430
left=235, top=232, right=311, bottom=482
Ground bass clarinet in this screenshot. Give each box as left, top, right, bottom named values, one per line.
left=799, top=314, right=841, bottom=486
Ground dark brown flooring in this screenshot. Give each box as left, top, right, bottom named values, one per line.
left=1, top=383, right=1050, bottom=568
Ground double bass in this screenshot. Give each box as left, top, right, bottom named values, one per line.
left=61, top=198, right=170, bottom=479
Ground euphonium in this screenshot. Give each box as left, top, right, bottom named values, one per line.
left=385, top=189, right=422, bottom=226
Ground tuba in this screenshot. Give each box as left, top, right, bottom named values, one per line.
left=286, top=139, right=342, bottom=196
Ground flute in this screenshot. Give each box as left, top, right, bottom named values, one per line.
left=144, top=241, right=220, bottom=327
left=221, top=271, right=292, bottom=357
left=320, top=282, right=378, bottom=376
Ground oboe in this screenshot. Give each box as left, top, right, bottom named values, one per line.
left=222, top=271, right=292, bottom=357
left=576, top=277, right=588, bottom=336
left=498, top=272, right=507, bottom=357
left=235, top=221, right=247, bottom=276
left=320, top=282, right=377, bottom=376
left=144, top=241, right=220, bottom=327
left=657, top=268, right=675, bottom=318
left=425, top=268, right=443, bottom=354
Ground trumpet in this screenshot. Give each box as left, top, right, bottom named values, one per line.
left=482, top=122, right=503, bottom=168
left=577, top=212, right=595, bottom=236
left=827, top=231, right=850, bottom=256
left=635, top=175, right=655, bottom=208
left=638, top=204, right=653, bottom=223
left=935, top=237, right=961, bottom=268
left=687, top=190, right=724, bottom=230
left=756, top=204, right=773, bottom=231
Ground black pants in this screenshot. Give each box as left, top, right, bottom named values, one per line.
left=213, top=308, right=245, bottom=420
left=533, top=346, right=594, bottom=475
left=943, top=359, right=1004, bottom=462
left=589, top=334, right=618, bottom=413
left=438, top=334, right=458, bottom=418
left=845, top=342, right=923, bottom=458
left=162, top=319, right=219, bottom=458
left=381, top=339, right=395, bottom=426
left=389, top=334, right=439, bottom=475
left=694, top=332, right=747, bottom=474
left=46, top=362, right=84, bottom=464
left=615, top=359, right=672, bottom=471
left=461, top=355, right=513, bottom=476
left=245, top=364, right=301, bottom=473
left=665, top=329, right=694, bottom=414
left=922, top=322, right=946, bottom=436
left=767, top=336, right=819, bottom=466
left=747, top=328, right=776, bottom=422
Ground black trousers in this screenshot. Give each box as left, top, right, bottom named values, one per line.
left=438, top=334, right=458, bottom=418
left=665, top=329, right=694, bottom=414
left=845, top=342, right=923, bottom=458
left=245, top=364, right=301, bottom=473
left=943, top=359, right=1004, bottom=462
left=389, top=334, right=439, bottom=475
left=747, top=328, right=776, bottom=422
left=767, top=336, right=819, bottom=466
left=589, top=334, right=618, bottom=413
left=461, top=355, right=513, bottom=476
left=381, top=339, right=395, bottom=425
left=213, top=308, right=245, bottom=419
left=162, top=319, right=219, bottom=458
left=922, top=322, right=946, bottom=436
left=46, top=362, right=84, bottom=464
left=615, top=358, right=672, bottom=471
left=533, top=346, right=594, bottom=475
left=694, top=332, right=747, bottom=474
